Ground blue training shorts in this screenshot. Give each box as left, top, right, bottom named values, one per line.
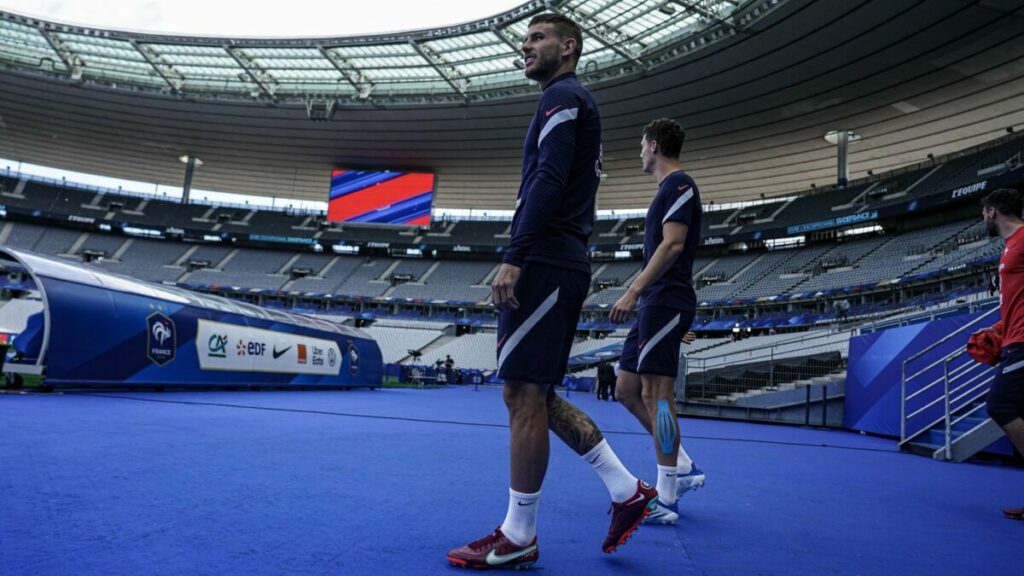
left=497, top=261, right=589, bottom=387
left=987, top=344, right=1024, bottom=427
left=619, top=305, right=695, bottom=378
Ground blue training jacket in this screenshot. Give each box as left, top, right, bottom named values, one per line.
left=503, top=72, right=602, bottom=274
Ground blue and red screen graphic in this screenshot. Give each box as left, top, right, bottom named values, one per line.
left=327, top=169, right=433, bottom=226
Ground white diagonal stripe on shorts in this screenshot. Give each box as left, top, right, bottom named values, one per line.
left=1003, top=359, right=1024, bottom=374
left=498, top=287, right=561, bottom=371
left=662, top=188, right=693, bottom=225
left=637, top=313, right=681, bottom=370
left=537, top=108, right=578, bottom=146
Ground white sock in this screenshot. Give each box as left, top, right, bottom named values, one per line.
left=500, top=488, right=540, bottom=546
left=656, top=465, right=678, bottom=505
left=676, top=444, right=694, bottom=474
left=582, top=439, right=638, bottom=503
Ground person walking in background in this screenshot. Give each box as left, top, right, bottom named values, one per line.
left=610, top=118, right=706, bottom=526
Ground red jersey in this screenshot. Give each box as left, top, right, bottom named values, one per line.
left=993, top=226, right=1024, bottom=347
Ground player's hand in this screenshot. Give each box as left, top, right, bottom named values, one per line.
left=682, top=331, right=696, bottom=345
left=610, top=289, right=638, bottom=324
left=972, top=327, right=998, bottom=339
left=491, top=263, right=521, bottom=310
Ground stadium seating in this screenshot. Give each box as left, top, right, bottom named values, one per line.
left=419, top=333, right=498, bottom=371
left=0, top=134, right=1015, bottom=332
left=592, top=261, right=641, bottom=285
left=389, top=260, right=494, bottom=302
left=90, top=238, right=189, bottom=282
left=586, top=286, right=628, bottom=306
left=335, top=258, right=393, bottom=297
left=286, top=253, right=337, bottom=276
left=1, top=223, right=51, bottom=252
left=1, top=208, right=997, bottom=314
left=363, top=325, right=445, bottom=363
left=436, top=221, right=505, bottom=245
left=287, top=256, right=366, bottom=294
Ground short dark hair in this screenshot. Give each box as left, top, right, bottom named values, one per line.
left=981, top=188, right=1023, bottom=219
left=642, top=118, right=686, bottom=159
left=529, top=13, right=583, bottom=61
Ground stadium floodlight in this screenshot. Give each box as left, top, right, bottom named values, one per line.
left=824, top=130, right=860, bottom=188
left=178, top=155, right=203, bottom=205
left=823, top=130, right=861, bottom=145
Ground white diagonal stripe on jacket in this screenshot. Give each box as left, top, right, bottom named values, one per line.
left=537, top=108, right=578, bottom=147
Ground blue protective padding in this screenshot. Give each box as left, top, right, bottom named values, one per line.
left=42, top=277, right=382, bottom=387
left=656, top=398, right=678, bottom=455
left=844, top=309, right=991, bottom=435
left=2, top=248, right=383, bottom=388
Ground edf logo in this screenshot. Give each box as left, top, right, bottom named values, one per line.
left=236, top=340, right=266, bottom=356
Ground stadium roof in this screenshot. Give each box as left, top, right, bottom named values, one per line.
left=0, top=0, right=1022, bottom=210
left=0, top=0, right=748, bottom=104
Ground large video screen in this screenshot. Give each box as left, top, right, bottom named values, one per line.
left=327, top=169, right=433, bottom=226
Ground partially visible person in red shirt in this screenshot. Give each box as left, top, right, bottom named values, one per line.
left=975, top=187, right=1024, bottom=521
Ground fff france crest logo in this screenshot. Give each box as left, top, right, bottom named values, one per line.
left=146, top=312, right=176, bottom=367
left=348, top=341, right=360, bottom=375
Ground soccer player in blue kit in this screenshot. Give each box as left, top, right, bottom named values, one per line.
left=447, top=13, right=657, bottom=570
left=610, top=118, right=705, bottom=525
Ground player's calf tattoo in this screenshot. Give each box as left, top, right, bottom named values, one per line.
left=547, top=393, right=604, bottom=455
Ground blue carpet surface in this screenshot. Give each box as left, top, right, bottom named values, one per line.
left=1, top=386, right=1021, bottom=575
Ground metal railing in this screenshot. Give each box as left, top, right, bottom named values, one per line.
left=899, top=306, right=998, bottom=449
left=860, top=295, right=998, bottom=334
left=686, top=328, right=852, bottom=403
left=940, top=348, right=996, bottom=459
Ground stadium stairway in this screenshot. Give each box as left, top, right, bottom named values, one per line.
left=899, top=306, right=1006, bottom=462
left=687, top=350, right=844, bottom=402
left=904, top=401, right=1005, bottom=462
left=724, top=371, right=846, bottom=406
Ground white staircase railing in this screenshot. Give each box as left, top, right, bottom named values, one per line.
left=900, top=306, right=999, bottom=454
left=939, top=346, right=998, bottom=460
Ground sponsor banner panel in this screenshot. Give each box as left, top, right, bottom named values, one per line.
left=196, top=319, right=341, bottom=375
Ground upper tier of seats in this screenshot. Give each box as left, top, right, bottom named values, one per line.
left=2, top=134, right=1019, bottom=252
